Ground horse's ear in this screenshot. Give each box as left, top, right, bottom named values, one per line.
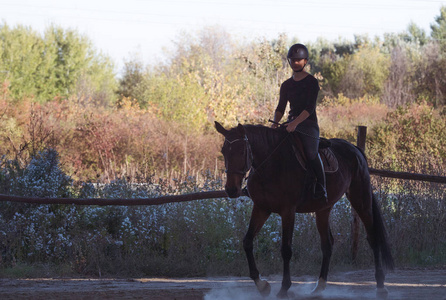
left=237, top=123, right=246, bottom=135
left=215, top=121, right=228, bottom=136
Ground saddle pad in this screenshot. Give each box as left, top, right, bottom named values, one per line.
left=319, top=148, right=339, bottom=173
left=292, top=145, right=339, bottom=174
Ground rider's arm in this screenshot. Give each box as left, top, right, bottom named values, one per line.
left=272, top=82, right=288, bottom=128
left=285, top=110, right=310, bottom=132
left=271, top=111, right=284, bottom=128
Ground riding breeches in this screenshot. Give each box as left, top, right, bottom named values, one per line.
left=294, top=121, right=320, bottom=161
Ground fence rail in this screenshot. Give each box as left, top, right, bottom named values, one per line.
left=0, top=191, right=227, bottom=206
left=369, top=168, right=446, bottom=183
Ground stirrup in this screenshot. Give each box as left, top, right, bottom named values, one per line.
left=313, top=183, right=327, bottom=202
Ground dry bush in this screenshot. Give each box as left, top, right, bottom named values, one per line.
left=318, top=94, right=388, bottom=142
left=0, top=95, right=223, bottom=183
left=368, top=103, right=446, bottom=173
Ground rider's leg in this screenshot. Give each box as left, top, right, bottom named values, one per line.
left=308, top=154, right=327, bottom=200
left=297, top=125, right=327, bottom=202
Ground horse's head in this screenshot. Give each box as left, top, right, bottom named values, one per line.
left=215, top=121, right=252, bottom=198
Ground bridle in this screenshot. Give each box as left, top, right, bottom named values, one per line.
left=223, top=135, right=253, bottom=176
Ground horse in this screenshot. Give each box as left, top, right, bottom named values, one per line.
left=215, top=121, right=394, bottom=299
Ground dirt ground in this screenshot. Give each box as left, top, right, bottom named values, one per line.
left=0, top=268, right=444, bottom=300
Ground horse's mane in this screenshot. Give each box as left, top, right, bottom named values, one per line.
left=242, top=124, right=289, bottom=148
left=241, top=124, right=298, bottom=172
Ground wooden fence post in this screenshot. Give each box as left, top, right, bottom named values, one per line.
left=352, top=126, right=367, bottom=262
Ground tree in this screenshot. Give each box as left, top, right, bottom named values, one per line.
left=44, top=25, right=117, bottom=104
left=0, top=22, right=116, bottom=104
left=117, top=56, right=146, bottom=104
left=341, top=45, right=390, bottom=98
left=412, top=42, right=446, bottom=107
left=0, top=24, right=46, bottom=100
left=382, top=45, right=415, bottom=107
left=431, top=6, right=446, bottom=49
left=406, top=22, right=428, bottom=46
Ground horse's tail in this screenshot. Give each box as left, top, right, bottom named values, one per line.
left=354, top=145, right=368, bottom=163
left=372, top=193, right=395, bottom=271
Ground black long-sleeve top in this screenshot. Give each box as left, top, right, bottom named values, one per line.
left=275, top=74, right=320, bottom=123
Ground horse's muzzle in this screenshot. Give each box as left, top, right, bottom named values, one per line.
left=225, top=186, right=240, bottom=198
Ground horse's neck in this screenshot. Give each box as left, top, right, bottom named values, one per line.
left=247, top=129, right=290, bottom=167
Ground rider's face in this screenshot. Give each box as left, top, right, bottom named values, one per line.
left=288, top=58, right=307, bottom=72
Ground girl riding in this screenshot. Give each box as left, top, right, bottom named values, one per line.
left=271, top=43, right=327, bottom=201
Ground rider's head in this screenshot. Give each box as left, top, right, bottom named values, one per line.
left=287, top=43, right=309, bottom=72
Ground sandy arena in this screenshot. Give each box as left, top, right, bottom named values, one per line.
left=1, top=268, right=445, bottom=299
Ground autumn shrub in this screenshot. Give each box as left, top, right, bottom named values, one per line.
left=318, top=93, right=388, bottom=142
left=367, top=103, right=446, bottom=173
left=0, top=95, right=222, bottom=183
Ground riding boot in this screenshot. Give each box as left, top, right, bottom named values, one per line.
left=308, top=154, right=327, bottom=201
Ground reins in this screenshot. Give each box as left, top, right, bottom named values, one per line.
left=223, top=128, right=291, bottom=185
left=249, top=133, right=292, bottom=175
left=223, top=122, right=309, bottom=185
left=269, top=119, right=321, bottom=140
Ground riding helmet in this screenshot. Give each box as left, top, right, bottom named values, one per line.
left=287, top=43, right=309, bottom=60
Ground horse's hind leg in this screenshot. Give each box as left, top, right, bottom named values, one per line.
left=243, top=204, right=271, bottom=297
left=312, top=208, right=334, bottom=295
left=347, top=187, right=391, bottom=299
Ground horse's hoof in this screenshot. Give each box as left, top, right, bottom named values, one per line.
left=276, top=289, right=289, bottom=299
left=376, top=287, right=389, bottom=299
left=255, top=279, right=271, bottom=297
left=311, top=277, right=327, bottom=295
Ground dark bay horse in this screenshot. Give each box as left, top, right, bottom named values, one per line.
left=215, top=122, right=394, bottom=299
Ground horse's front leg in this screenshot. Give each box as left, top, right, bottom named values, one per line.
left=243, top=205, right=271, bottom=297
left=277, top=208, right=296, bottom=299
left=312, top=208, right=334, bottom=295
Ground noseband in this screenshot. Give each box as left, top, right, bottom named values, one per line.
left=224, top=135, right=253, bottom=176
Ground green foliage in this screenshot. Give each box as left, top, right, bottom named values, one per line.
left=323, top=44, right=390, bottom=99
left=116, top=57, right=145, bottom=101
left=351, top=45, right=390, bottom=96
left=406, top=22, right=429, bottom=46
left=320, top=53, right=348, bottom=96
left=0, top=24, right=45, bottom=100
left=142, top=71, right=208, bottom=130
left=431, top=6, right=446, bottom=49
left=0, top=23, right=117, bottom=104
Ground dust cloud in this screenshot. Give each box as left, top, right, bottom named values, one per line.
left=204, top=276, right=396, bottom=300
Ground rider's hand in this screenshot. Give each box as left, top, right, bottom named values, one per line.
left=285, top=122, right=297, bottom=133
left=271, top=123, right=279, bottom=129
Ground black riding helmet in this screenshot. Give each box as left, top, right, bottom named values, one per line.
left=287, top=43, right=309, bottom=72
left=287, top=43, right=309, bottom=60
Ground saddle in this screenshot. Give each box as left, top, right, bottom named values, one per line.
left=291, top=136, right=339, bottom=173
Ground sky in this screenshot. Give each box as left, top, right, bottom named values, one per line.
left=1, top=0, right=445, bottom=72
